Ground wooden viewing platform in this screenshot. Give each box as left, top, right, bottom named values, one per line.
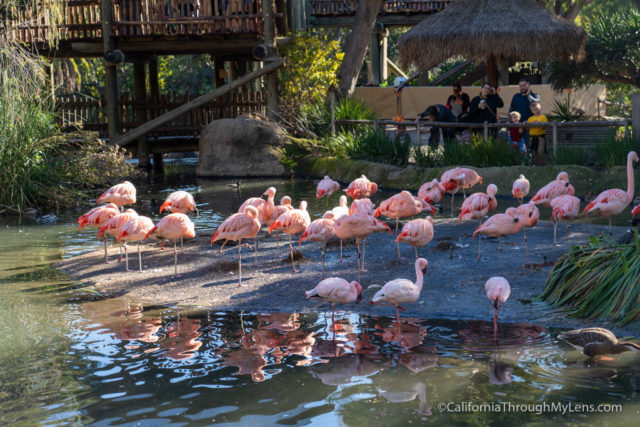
left=308, top=0, right=453, bottom=26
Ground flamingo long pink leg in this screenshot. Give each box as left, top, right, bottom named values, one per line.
left=238, top=238, right=243, bottom=286
left=124, top=243, right=130, bottom=272
left=395, top=218, right=401, bottom=259
left=339, top=240, right=343, bottom=263
left=355, top=238, right=361, bottom=283
left=499, top=236, right=503, bottom=275
left=523, top=227, right=528, bottom=264
left=450, top=194, right=455, bottom=217
left=289, top=235, right=298, bottom=273
left=477, top=234, right=482, bottom=261
left=173, top=241, right=179, bottom=278
left=321, top=242, right=326, bottom=280
left=253, top=237, right=259, bottom=267
left=138, top=242, right=143, bottom=272
left=361, top=237, right=367, bottom=271
left=414, top=246, right=418, bottom=260
left=553, top=218, right=558, bottom=247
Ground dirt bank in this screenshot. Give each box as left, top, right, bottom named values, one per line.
left=57, top=219, right=639, bottom=335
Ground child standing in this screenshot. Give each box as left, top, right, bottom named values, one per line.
left=507, top=111, right=526, bottom=155
left=527, top=101, right=548, bottom=165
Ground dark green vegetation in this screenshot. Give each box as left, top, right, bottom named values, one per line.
left=540, top=232, right=640, bottom=326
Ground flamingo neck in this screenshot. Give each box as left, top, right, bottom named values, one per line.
left=414, top=265, right=424, bottom=292
left=627, top=155, right=636, bottom=202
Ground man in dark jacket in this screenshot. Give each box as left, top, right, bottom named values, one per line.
left=418, top=104, right=457, bottom=147
left=468, top=83, right=504, bottom=138
left=509, top=77, right=540, bottom=150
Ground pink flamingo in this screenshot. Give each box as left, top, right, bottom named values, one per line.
left=117, top=216, right=155, bottom=272
left=77, top=203, right=120, bottom=263
left=317, top=175, right=340, bottom=205
left=269, top=201, right=311, bottom=273
left=266, top=195, right=294, bottom=257
left=516, top=201, right=539, bottom=263
left=550, top=195, right=580, bottom=246
left=375, top=190, right=435, bottom=259
left=305, top=277, right=362, bottom=324
left=473, top=208, right=523, bottom=270
left=459, top=184, right=498, bottom=223
left=98, top=209, right=138, bottom=263
left=583, top=151, right=639, bottom=233
left=147, top=213, right=196, bottom=278
left=418, top=178, right=446, bottom=204
left=346, top=175, right=378, bottom=199
left=334, top=214, right=391, bottom=281
left=371, top=258, right=429, bottom=324
left=96, top=181, right=136, bottom=209
left=211, top=206, right=260, bottom=285
left=299, top=211, right=336, bottom=279
left=238, top=186, right=276, bottom=226
left=350, top=198, right=375, bottom=217
left=512, top=174, right=530, bottom=205
left=331, top=195, right=349, bottom=219
left=485, top=277, right=511, bottom=337
left=441, top=167, right=482, bottom=215
left=531, top=172, right=574, bottom=207
left=159, top=190, right=197, bottom=214
left=396, top=216, right=434, bottom=259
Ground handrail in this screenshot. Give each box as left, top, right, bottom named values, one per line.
left=309, top=0, right=454, bottom=15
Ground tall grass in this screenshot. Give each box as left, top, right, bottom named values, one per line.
left=551, top=144, right=589, bottom=165
left=594, top=135, right=638, bottom=168
left=301, top=97, right=378, bottom=138
left=413, top=135, right=526, bottom=168
left=347, top=128, right=413, bottom=167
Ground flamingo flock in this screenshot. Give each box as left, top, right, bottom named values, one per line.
left=77, top=151, right=640, bottom=333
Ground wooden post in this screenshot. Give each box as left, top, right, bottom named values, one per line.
left=262, top=0, right=279, bottom=119
left=101, top=0, right=121, bottom=139
left=134, top=62, right=150, bottom=169
left=552, top=121, right=558, bottom=155
left=416, top=118, right=421, bottom=145
left=483, top=121, right=488, bottom=140
left=330, top=90, right=336, bottom=136
left=369, top=30, right=380, bottom=84
left=633, top=93, right=640, bottom=147
left=486, top=56, right=497, bottom=87
left=625, top=118, right=631, bottom=139
left=214, top=55, right=226, bottom=88
left=380, top=28, right=388, bottom=83
left=149, top=56, right=159, bottom=100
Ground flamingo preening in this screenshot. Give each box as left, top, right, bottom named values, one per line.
left=396, top=216, right=434, bottom=260
left=418, top=178, right=446, bottom=204
left=512, top=174, right=530, bottom=205
left=531, top=172, right=574, bottom=207
left=346, top=175, right=378, bottom=199
left=98, top=209, right=139, bottom=263
left=317, top=175, right=340, bottom=206
left=77, top=203, right=120, bottom=263
left=96, top=181, right=136, bottom=209
left=440, top=167, right=482, bottom=215
left=459, top=184, right=498, bottom=223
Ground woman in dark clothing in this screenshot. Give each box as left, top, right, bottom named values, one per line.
left=468, top=83, right=504, bottom=138
left=446, top=82, right=470, bottom=119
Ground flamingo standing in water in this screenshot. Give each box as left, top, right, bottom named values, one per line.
left=98, top=209, right=139, bottom=263
left=458, top=184, right=498, bottom=223
left=305, top=277, right=362, bottom=324
left=397, top=216, right=434, bottom=259
left=346, top=175, right=378, bottom=199
left=317, top=176, right=340, bottom=206
left=531, top=172, right=574, bottom=207
left=441, top=167, right=482, bottom=215
left=583, top=151, right=639, bottom=233
left=77, top=203, right=120, bottom=263
left=418, top=178, right=446, bottom=204
left=147, top=213, right=195, bottom=278
left=211, top=206, right=260, bottom=285
left=159, top=190, right=197, bottom=252
left=485, top=276, right=510, bottom=337
left=473, top=208, right=523, bottom=270
left=375, top=190, right=435, bottom=259
left=371, top=258, right=429, bottom=324
left=117, top=216, right=155, bottom=272
left=269, top=201, right=311, bottom=273
left=96, top=181, right=137, bottom=210
left=516, top=201, right=539, bottom=263
left=512, top=174, right=530, bottom=205
left=334, top=214, right=391, bottom=281
left=550, top=195, right=580, bottom=246
left=299, top=211, right=336, bottom=279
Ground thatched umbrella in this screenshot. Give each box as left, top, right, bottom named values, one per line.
left=398, top=0, right=586, bottom=86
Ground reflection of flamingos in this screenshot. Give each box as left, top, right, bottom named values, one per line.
left=515, top=201, right=539, bottom=263
left=98, top=209, right=139, bottom=263
left=371, top=258, right=428, bottom=323
left=378, top=320, right=427, bottom=349
left=583, top=151, right=639, bottom=233
left=299, top=212, right=336, bottom=279
left=377, top=380, right=431, bottom=416
left=309, top=354, right=383, bottom=385
left=334, top=214, right=391, bottom=281
left=488, top=353, right=515, bottom=385
left=512, top=174, right=530, bottom=205
left=418, top=178, right=446, bottom=204
left=397, top=216, right=434, bottom=259
left=269, top=201, right=311, bottom=273
left=317, top=175, right=340, bottom=206
left=472, top=208, right=523, bottom=269
left=485, top=276, right=511, bottom=337
left=211, top=206, right=260, bottom=285
left=345, top=175, right=378, bottom=199
left=158, top=317, right=202, bottom=360
left=399, top=345, right=438, bottom=374
left=531, top=172, right=573, bottom=207
left=282, top=330, right=316, bottom=366
left=77, top=203, right=120, bottom=263
left=305, top=277, right=362, bottom=324
left=117, top=216, right=155, bottom=272
left=96, top=181, right=136, bottom=209
left=257, top=312, right=301, bottom=332
left=550, top=194, right=580, bottom=246
left=147, top=213, right=196, bottom=278
left=459, top=184, right=498, bottom=223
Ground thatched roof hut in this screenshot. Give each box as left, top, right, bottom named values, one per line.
left=398, top=0, right=586, bottom=84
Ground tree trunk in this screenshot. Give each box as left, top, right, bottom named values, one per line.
left=337, top=0, right=384, bottom=97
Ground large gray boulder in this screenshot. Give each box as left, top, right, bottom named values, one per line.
left=196, top=116, right=287, bottom=177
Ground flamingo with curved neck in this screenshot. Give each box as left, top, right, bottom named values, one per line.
left=371, top=258, right=428, bottom=324
left=583, top=151, right=639, bottom=233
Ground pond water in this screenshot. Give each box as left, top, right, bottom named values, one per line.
left=0, top=162, right=638, bottom=425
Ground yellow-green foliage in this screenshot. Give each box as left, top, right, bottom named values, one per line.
left=279, top=31, right=344, bottom=112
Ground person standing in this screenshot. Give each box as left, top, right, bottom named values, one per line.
left=468, top=83, right=504, bottom=139
left=527, top=101, right=548, bottom=165
left=446, top=82, right=470, bottom=119
left=509, top=77, right=540, bottom=150
left=417, top=104, right=457, bottom=147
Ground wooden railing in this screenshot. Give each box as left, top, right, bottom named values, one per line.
left=55, top=88, right=267, bottom=137
left=309, top=0, right=453, bottom=15
left=4, top=0, right=268, bottom=44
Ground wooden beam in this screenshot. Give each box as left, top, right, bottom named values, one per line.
left=101, top=0, right=121, bottom=138
left=110, top=57, right=285, bottom=148
left=134, top=62, right=150, bottom=169
left=386, top=58, right=407, bottom=78
left=263, top=0, right=279, bottom=119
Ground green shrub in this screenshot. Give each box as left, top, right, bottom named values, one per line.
left=413, top=135, right=526, bottom=168
left=594, top=135, right=638, bottom=168
left=301, top=97, right=378, bottom=138
left=348, top=128, right=413, bottom=167
left=551, top=144, right=589, bottom=165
